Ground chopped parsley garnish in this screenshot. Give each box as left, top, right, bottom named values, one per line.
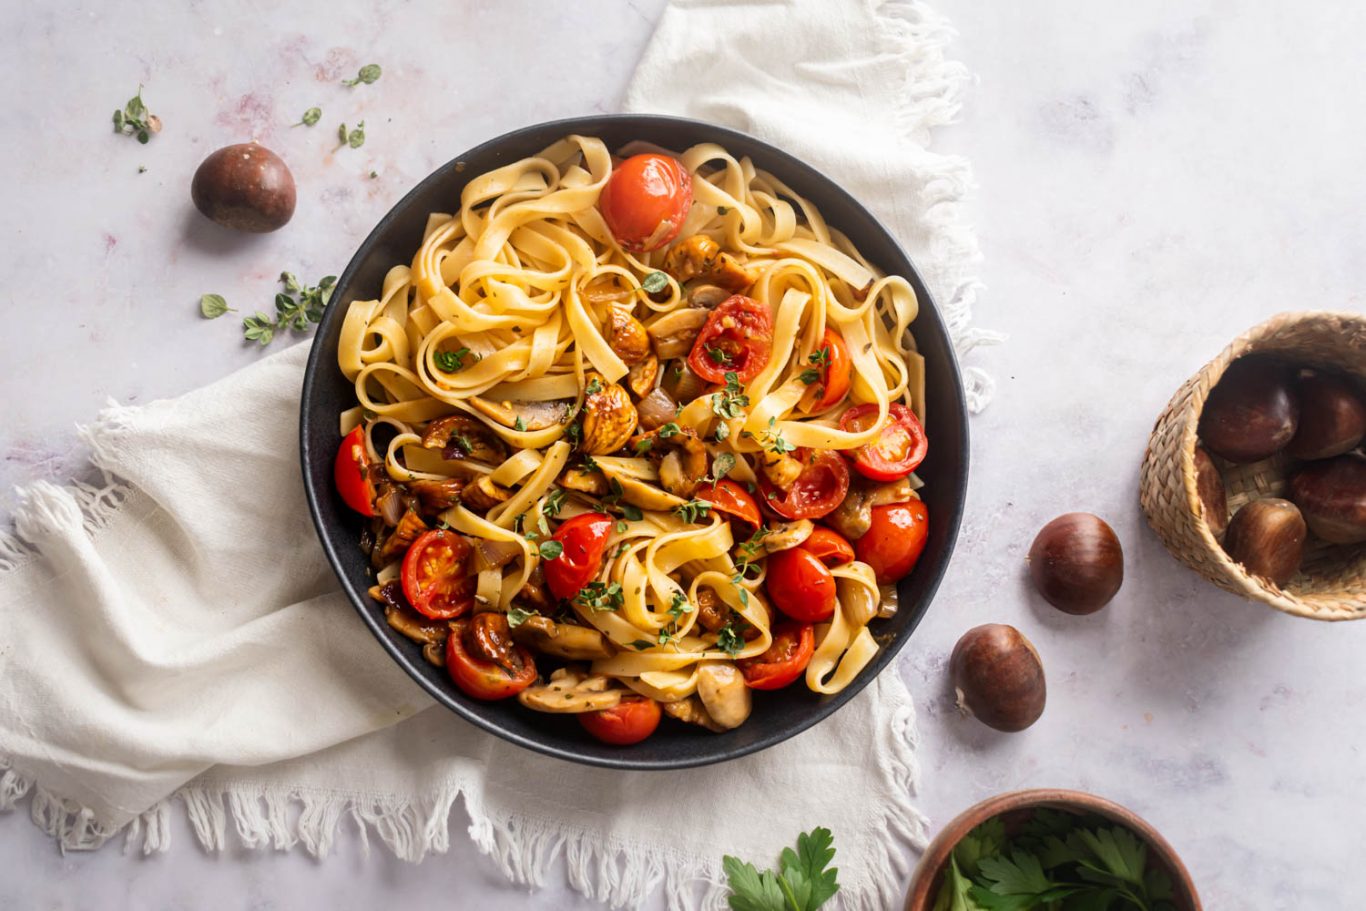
left=668, top=591, right=692, bottom=620
left=630, top=639, right=655, bottom=651
left=575, top=580, right=624, bottom=612
left=620, top=502, right=643, bottom=521
left=434, top=347, right=478, bottom=372
left=615, top=520, right=629, bottom=534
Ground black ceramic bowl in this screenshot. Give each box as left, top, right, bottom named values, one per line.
left=301, top=114, right=969, bottom=770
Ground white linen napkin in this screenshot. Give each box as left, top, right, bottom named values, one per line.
left=0, top=0, right=989, bottom=907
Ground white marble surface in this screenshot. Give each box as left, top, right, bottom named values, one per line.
left=2, top=0, right=1363, bottom=908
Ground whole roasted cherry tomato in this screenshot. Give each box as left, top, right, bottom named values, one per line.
left=598, top=153, right=693, bottom=253
left=695, top=479, right=761, bottom=530
left=800, top=527, right=856, bottom=567
left=856, top=500, right=930, bottom=584
left=839, top=403, right=928, bottom=482
left=402, top=529, right=476, bottom=620
left=687, top=295, right=774, bottom=384
left=578, top=695, right=662, bottom=745
left=738, top=622, right=815, bottom=690
left=334, top=426, right=376, bottom=516
left=808, top=330, right=852, bottom=412
left=758, top=448, right=850, bottom=520
left=543, top=512, right=614, bottom=602
left=765, top=547, right=836, bottom=623
left=445, top=613, right=537, bottom=701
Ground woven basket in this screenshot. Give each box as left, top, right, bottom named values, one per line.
left=1139, top=311, right=1366, bottom=621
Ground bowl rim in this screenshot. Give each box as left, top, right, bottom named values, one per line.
left=903, top=788, right=1202, bottom=910
left=299, top=113, right=971, bottom=769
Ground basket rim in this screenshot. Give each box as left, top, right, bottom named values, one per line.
left=1172, top=309, right=1366, bottom=621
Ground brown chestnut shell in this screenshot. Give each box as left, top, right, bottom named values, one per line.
left=1027, top=513, right=1124, bottom=615
left=191, top=142, right=296, bottom=233
left=1197, top=356, right=1300, bottom=464
left=1223, top=498, right=1306, bottom=587
left=1286, top=371, right=1366, bottom=460
left=1193, top=446, right=1229, bottom=538
left=1288, top=453, right=1366, bottom=544
left=950, top=624, right=1046, bottom=733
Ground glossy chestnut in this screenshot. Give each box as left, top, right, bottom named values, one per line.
left=1197, top=356, right=1300, bottom=464
left=1223, top=498, right=1307, bottom=586
left=1027, top=513, right=1124, bottom=614
left=950, top=624, right=1045, bottom=733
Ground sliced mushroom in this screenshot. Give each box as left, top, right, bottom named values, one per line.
left=627, top=353, right=660, bottom=399
left=461, top=475, right=511, bottom=511
left=648, top=309, right=709, bottom=359
left=512, top=616, right=615, bottom=660
left=422, top=641, right=445, bottom=667
left=375, top=509, right=429, bottom=564
left=761, top=519, right=814, bottom=554
left=827, top=484, right=873, bottom=540
left=664, top=235, right=755, bottom=292
left=581, top=376, right=639, bottom=455
left=517, top=667, right=624, bottom=714
left=370, top=581, right=449, bottom=645
left=559, top=466, right=609, bottom=496
left=696, top=662, right=752, bottom=730
left=661, top=695, right=727, bottom=733
left=468, top=397, right=572, bottom=432
left=408, top=478, right=467, bottom=515
left=605, top=307, right=651, bottom=365
left=582, top=275, right=636, bottom=306
left=421, top=415, right=508, bottom=464
left=687, top=283, right=730, bottom=310
left=877, top=583, right=899, bottom=620
left=759, top=450, right=803, bottom=491
left=869, top=477, right=916, bottom=507
left=657, top=440, right=709, bottom=499
left=596, top=462, right=689, bottom=512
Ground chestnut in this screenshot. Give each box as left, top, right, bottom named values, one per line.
left=1223, top=498, right=1306, bottom=587
left=191, top=142, right=296, bottom=233
left=1286, top=371, right=1366, bottom=460
left=951, top=624, right=1045, bottom=732
left=1198, top=356, right=1300, bottom=463
left=1193, top=446, right=1229, bottom=537
left=1288, top=453, right=1366, bottom=544
left=1027, top=513, right=1124, bottom=614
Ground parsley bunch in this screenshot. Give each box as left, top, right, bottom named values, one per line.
left=723, top=826, right=840, bottom=911
left=932, top=812, right=1177, bottom=911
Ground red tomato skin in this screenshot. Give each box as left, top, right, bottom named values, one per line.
left=445, top=619, right=537, bottom=701
left=543, top=513, right=614, bottom=602
left=334, top=427, right=376, bottom=516
left=765, top=547, right=836, bottom=623
left=738, top=623, right=816, bottom=690
left=578, top=696, right=662, bottom=746
left=599, top=154, right=693, bottom=253
left=800, top=527, right=856, bottom=567
left=839, top=403, right=928, bottom=482
left=695, top=479, right=761, bottom=529
left=758, top=449, right=851, bottom=521
left=856, top=500, right=930, bottom=584
left=401, top=530, right=475, bottom=620
left=812, top=330, right=853, bottom=412
left=687, top=295, right=774, bottom=384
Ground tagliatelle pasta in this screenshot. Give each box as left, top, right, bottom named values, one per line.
left=332, top=135, right=932, bottom=741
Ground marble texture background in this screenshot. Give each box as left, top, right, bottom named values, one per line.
left=2, top=0, right=1363, bottom=908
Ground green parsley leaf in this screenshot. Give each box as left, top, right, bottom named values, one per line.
left=953, top=818, right=1006, bottom=877
left=1075, top=827, right=1147, bottom=887
left=342, top=63, right=382, bottom=86
left=723, top=828, right=840, bottom=911
left=977, top=851, right=1052, bottom=896
left=641, top=270, right=669, bottom=294
left=575, top=580, right=624, bottom=612
left=620, top=503, right=643, bottom=521
left=537, top=540, right=564, bottom=560
left=199, top=294, right=233, bottom=319
left=721, top=855, right=787, bottom=911
left=668, top=591, right=692, bottom=620
left=506, top=607, right=535, bottom=629
left=296, top=107, right=322, bottom=127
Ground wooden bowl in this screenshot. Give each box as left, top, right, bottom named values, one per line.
left=904, top=789, right=1201, bottom=911
left=1139, top=311, right=1366, bottom=620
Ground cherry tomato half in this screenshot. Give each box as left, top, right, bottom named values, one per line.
left=855, top=500, right=930, bottom=584
left=446, top=614, right=537, bottom=701
left=543, top=512, right=614, bottom=602
left=599, top=153, right=693, bottom=253
left=800, top=527, right=856, bottom=567
left=401, top=529, right=476, bottom=620
left=687, top=295, right=774, bottom=384
left=334, top=426, right=376, bottom=516
left=738, top=622, right=815, bottom=690
left=578, top=695, right=662, bottom=746
left=758, top=448, right=851, bottom=521
left=765, top=547, right=836, bottom=623
left=695, top=479, right=761, bottom=530
left=839, top=403, right=928, bottom=482
left=808, top=330, right=853, bottom=412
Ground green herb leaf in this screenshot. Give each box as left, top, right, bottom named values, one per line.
left=585, top=377, right=603, bottom=396
left=347, top=120, right=366, bottom=148
left=712, top=371, right=750, bottom=421
left=434, top=347, right=479, bottom=373
left=717, top=205, right=730, bottom=215
left=615, top=520, right=629, bottom=534
left=338, top=122, right=349, bottom=144
left=674, top=499, right=712, bottom=523
left=641, top=271, right=669, bottom=294
left=723, top=828, right=840, bottom=911
left=242, top=313, right=276, bottom=346
left=706, top=344, right=732, bottom=365
left=799, top=367, right=821, bottom=385
left=199, top=294, right=233, bottom=319
left=658, top=422, right=681, bottom=439
left=297, top=106, right=322, bottom=127
left=112, top=86, right=161, bottom=142
left=575, top=580, right=624, bottom=612
left=629, top=639, right=655, bottom=651
left=506, top=607, right=535, bottom=629
left=538, top=540, right=564, bottom=560
left=514, top=417, right=526, bottom=432
left=710, top=451, right=737, bottom=481
left=633, top=437, right=653, bottom=455
left=716, top=623, right=743, bottom=658
left=722, top=855, right=787, bottom=911
left=343, top=63, right=382, bottom=86
left=542, top=488, right=567, bottom=518
left=953, top=818, right=1006, bottom=877
left=1075, top=827, right=1147, bottom=887
left=619, top=503, right=643, bottom=521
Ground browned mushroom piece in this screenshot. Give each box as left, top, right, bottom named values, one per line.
left=370, top=582, right=451, bottom=659
left=695, top=663, right=752, bottom=729
left=422, top=641, right=445, bottom=667
left=518, top=565, right=554, bottom=613
left=626, top=353, right=660, bottom=399
left=408, top=477, right=467, bottom=515
left=661, top=695, right=727, bottom=733
left=686, top=283, right=730, bottom=309
left=604, top=307, right=652, bottom=365
left=581, top=375, right=639, bottom=455
left=826, top=477, right=914, bottom=541
left=374, top=509, right=429, bottom=564
left=511, top=616, right=615, bottom=659
left=468, top=397, right=572, bottom=432
left=421, top=414, right=508, bottom=464
left=648, top=309, right=710, bottom=360
left=460, top=475, right=512, bottom=511
left=664, top=235, right=755, bottom=292
left=559, top=466, right=609, bottom=496
left=517, top=667, right=623, bottom=714
left=629, top=425, right=709, bottom=499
